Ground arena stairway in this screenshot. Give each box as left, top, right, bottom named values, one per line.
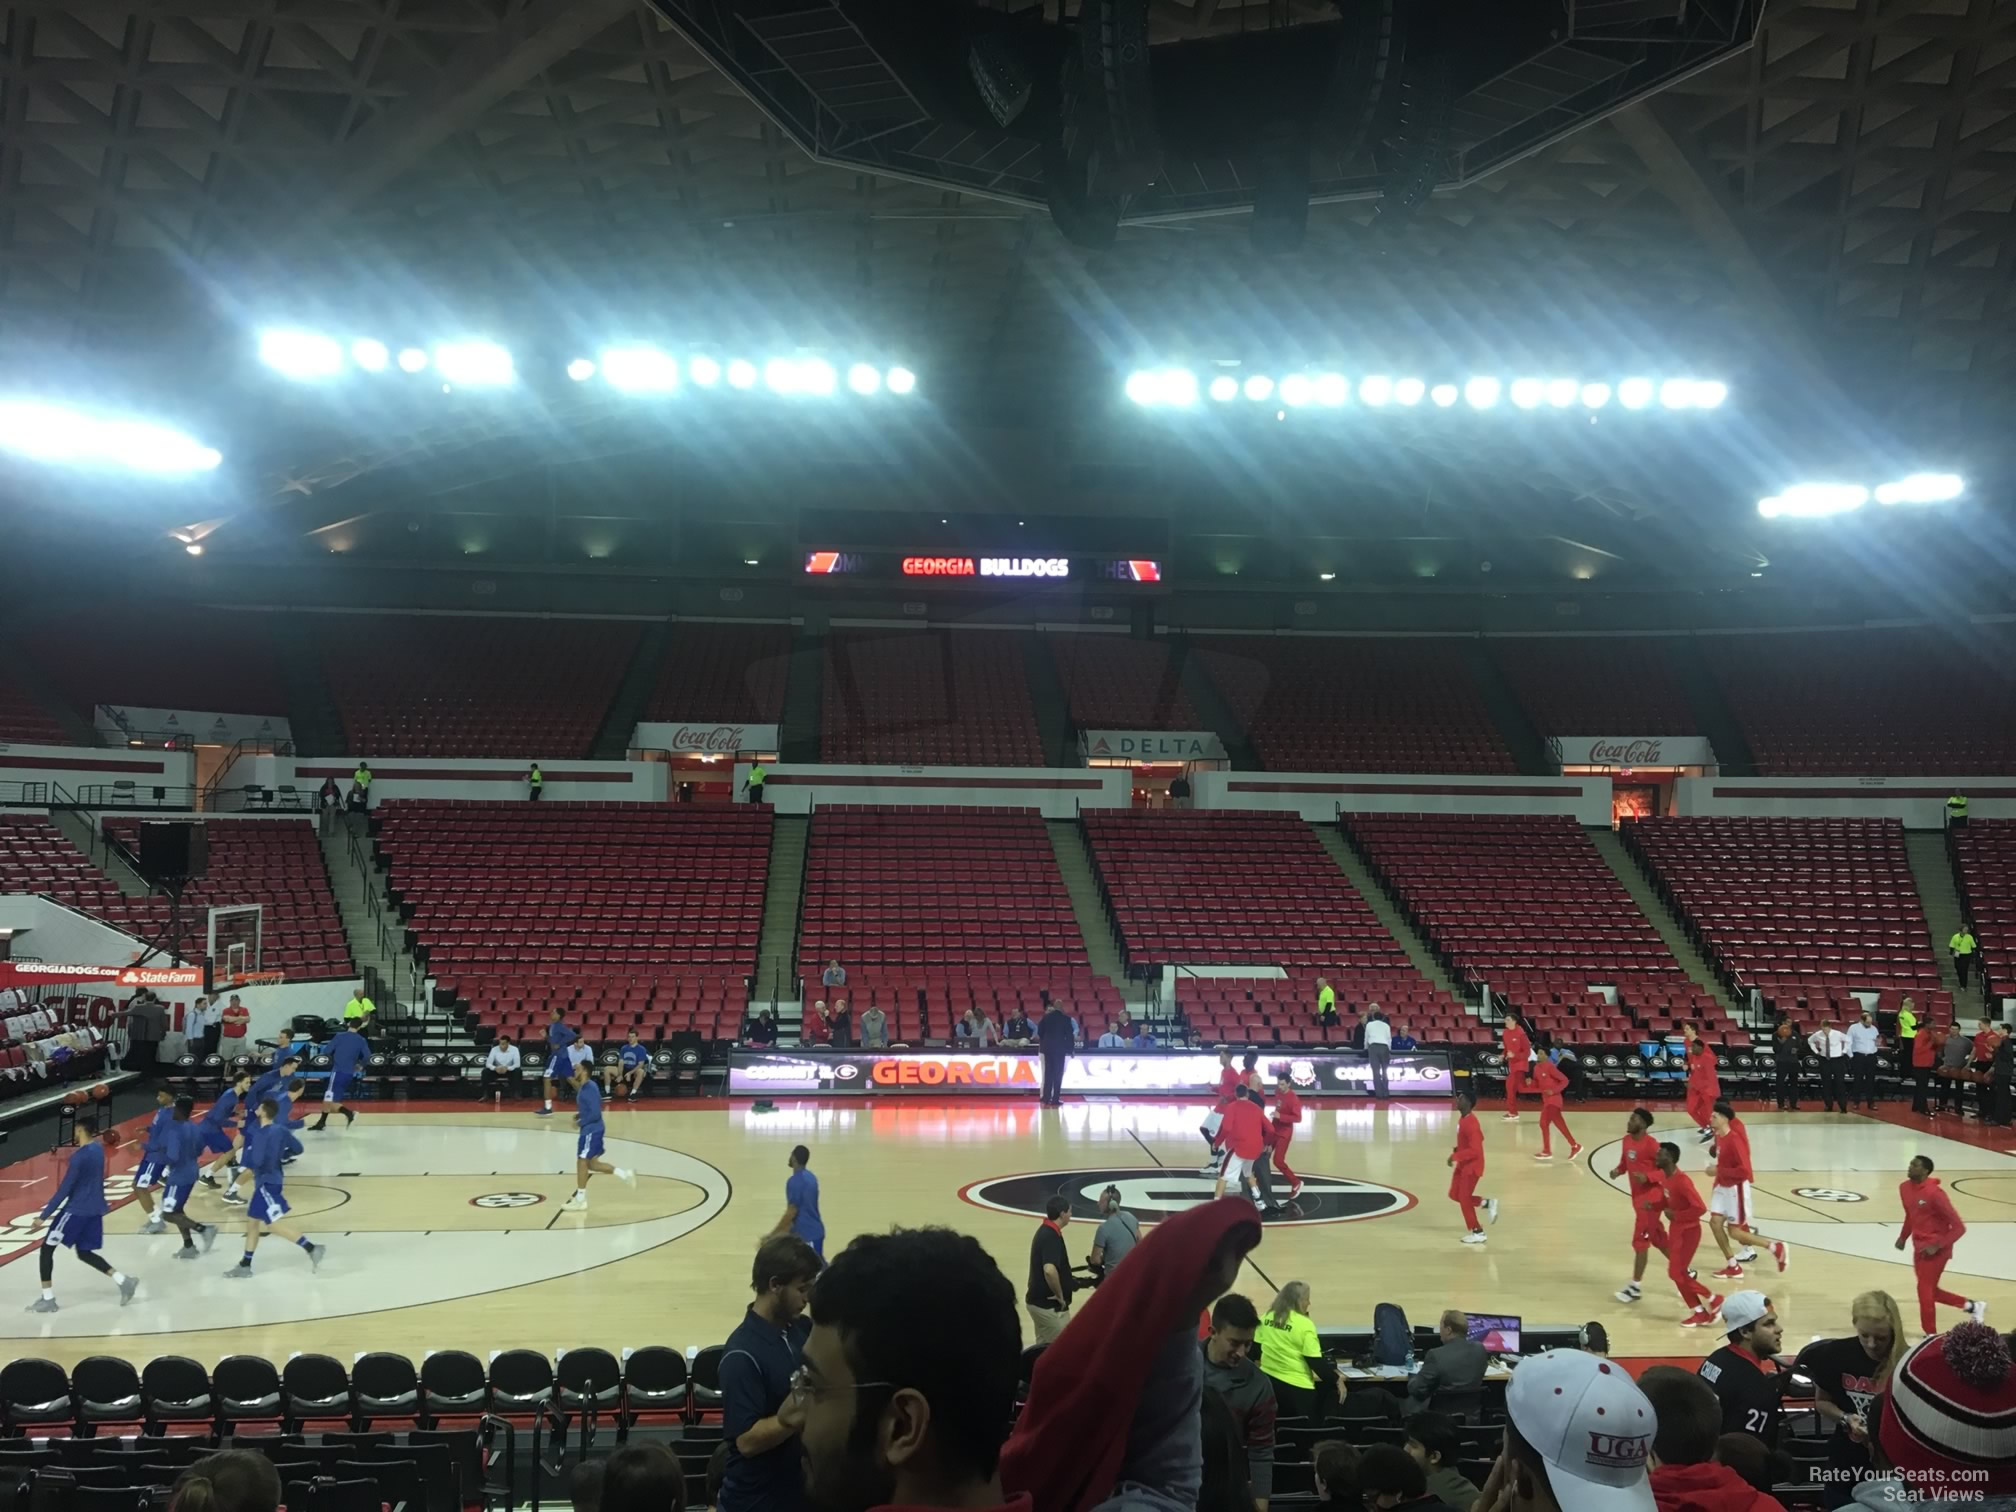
left=1903, top=830, right=1966, bottom=998
left=1313, top=823, right=1465, bottom=1002
left=779, top=621, right=823, bottom=763
left=1462, top=641, right=1552, bottom=776
left=318, top=815, right=424, bottom=1013
left=1663, top=637, right=1756, bottom=775
left=1175, top=638, right=1258, bottom=769
left=753, top=813, right=808, bottom=1006
left=591, top=618, right=671, bottom=759
left=1586, top=825, right=1746, bottom=1018
left=50, top=809, right=151, bottom=896
left=1046, top=820, right=1144, bottom=1009
left=1022, top=636, right=1076, bottom=767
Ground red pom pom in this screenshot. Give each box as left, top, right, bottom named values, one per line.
left=1941, top=1322, right=2012, bottom=1390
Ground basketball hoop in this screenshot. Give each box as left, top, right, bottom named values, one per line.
left=223, top=969, right=287, bottom=990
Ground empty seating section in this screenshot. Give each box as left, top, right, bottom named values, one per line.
left=798, top=807, right=1111, bottom=1036
left=0, top=814, right=125, bottom=913
left=95, top=819, right=351, bottom=981
left=1951, top=819, right=2016, bottom=999
left=1489, top=637, right=1697, bottom=737
left=645, top=621, right=792, bottom=723
left=378, top=801, right=768, bottom=1040
left=823, top=630, right=1042, bottom=765
left=22, top=609, right=289, bottom=725
left=1704, top=627, right=2016, bottom=774
left=1048, top=634, right=1197, bottom=728
left=1343, top=813, right=1725, bottom=1042
left=0, top=668, right=64, bottom=745
left=1182, top=972, right=1478, bottom=1048
left=317, top=615, right=640, bottom=758
left=1084, top=811, right=1414, bottom=976
left=1196, top=637, right=1514, bottom=773
left=1625, top=818, right=1941, bottom=1009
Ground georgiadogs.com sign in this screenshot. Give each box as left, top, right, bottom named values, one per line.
left=632, top=722, right=780, bottom=755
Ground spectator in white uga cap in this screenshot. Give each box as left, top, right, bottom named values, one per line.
left=1497, top=1348, right=1658, bottom=1512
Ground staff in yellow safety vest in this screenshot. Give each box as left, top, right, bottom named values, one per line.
left=744, top=761, right=768, bottom=805
left=1949, top=923, right=1977, bottom=990
left=1947, top=792, right=1968, bottom=829
left=350, top=761, right=372, bottom=812
left=528, top=763, right=543, bottom=802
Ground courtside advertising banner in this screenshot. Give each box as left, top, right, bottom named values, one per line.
left=728, top=1048, right=1453, bottom=1096
left=0, top=961, right=204, bottom=988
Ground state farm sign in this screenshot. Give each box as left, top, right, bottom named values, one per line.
left=632, top=722, right=780, bottom=756
left=1551, top=736, right=1716, bottom=769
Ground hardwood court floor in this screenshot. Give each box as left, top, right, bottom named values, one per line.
left=2, top=1096, right=2011, bottom=1369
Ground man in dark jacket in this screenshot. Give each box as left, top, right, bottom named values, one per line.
left=1406, top=1309, right=1489, bottom=1411
left=1771, top=1022, right=1804, bottom=1111
left=1201, top=1293, right=1277, bottom=1506
left=1036, top=1002, right=1074, bottom=1108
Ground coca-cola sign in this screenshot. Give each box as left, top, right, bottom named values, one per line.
left=1550, top=735, right=1716, bottom=770
left=633, top=721, right=780, bottom=756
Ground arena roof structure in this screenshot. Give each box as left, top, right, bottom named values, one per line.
left=1, top=0, right=2012, bottom=593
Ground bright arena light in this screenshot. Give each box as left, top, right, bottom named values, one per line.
left=1394, top=378, right=1426, bottom=406
left=1510, top=378, right=1544, bottom=410
left=1464, top=377, right=1501, bottom=410
left=1243, top=375, right=1275, bottom=402
left=1208, top=375, right=1239, bottom=402
left=1757, top=483, right=1868, bottom=519
left=885, top=366, right=917, bottom=395
left=601, top=347, right=680, bottom=392
left=1279, top=374, right=1313, bottom=407
left=350, top=339, right=389, bottom=373
left=1659, top=378, right=1696, bottom=410
left=397, top=348, right=429, bottom=374
left=1546, top=379, right=1577, bottom=408
left=1581, top=383, right=1612, bottom=409
left=1693, top=380, right=1729, bottom=410
left=727, top=359, right=759, bottom=390
left=799, top=358, right=838, bottom=396
left=259, top=329, right=343, bottom=381
left=1124, top=370, right=1159, bottom=405
left=0, top=401, right=222, bottom=474
left=1314, top=372, right=1350, bottom=407
left=1359, top=376, right=1393, bottom=407
left=1618, top=378, right=1654, bottom=410
left=847, top=363, right=882, bottom=395
left=1431, top=383, right=1459, bottom=408
left=1160, top=368, right=1199, bottom=406
left=690, top=356, right=722, bottom=388
left=1875, top=472, right=1965, bottom=505
left=434, top=341, right=514, bottom=386
left=765, top=358, right=802, bottom=394
left=566, top=358, right=596, bottom=382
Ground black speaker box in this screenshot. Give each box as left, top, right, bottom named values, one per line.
left=138, top=820, right=208, bottom=884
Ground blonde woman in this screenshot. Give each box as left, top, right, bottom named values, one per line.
left=1791, top=1290, right=1905, bottom=1506
left=1258, top=1280, right=1329, bottom=1424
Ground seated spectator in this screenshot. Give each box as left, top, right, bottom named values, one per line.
left=1086, top=1186, right=1139, bottom=1281
left=481, top=1035, right=521, bottom=1100
left=601, top=1029, right=651, bottom=1100
left=1360, top=1443, right=1461, bottom=1512
left=830, top=997, right=853, bottom=1049
left=745, top=1010, right=778, bottom=1047
left=568, top=1460, right=604, bottom=1512
left=1793, top=1290, right=1904, bottom=1502
left=1502, top=1350, right=1658, bottom=1512
left=1001, top=1009, right=1035, bottom=1046
left=1201, top=1293, right=1278, bottom=1506
left=1715, top=1435, right=1790, bottom=1499
left=822, top=959, right=847, bottom=989
left=600, top=1444, right=686, bottom=1512
left=1583, top=1322, right=1610, bottom=1357
left=1312, top=1441, right=1361, bottom=1508
left=1115, top=1007, right=1136, bottom=1040
left=1391, top=1019, right=1420, bottom=1052
left=1257, top=1280, right=1328, bottom=1425
left=1097, top=1022, right=1128, bottom=1049
left=955, top=1009, right=999, bottom=1047
left=1851, top=1322, right=2014, bottom=1512
left=859, top=1004, right=889, bottom=1049
left=1640, top=1364, right=1786, bottom=1512
left=1408, top=1309, right=1488, bottom=1410
left=803, top=1000, right=833, bottom=1046
left=171, top=1451, right=282, bottom=1512
left=1405, top=1412, right=1482, bottom=1509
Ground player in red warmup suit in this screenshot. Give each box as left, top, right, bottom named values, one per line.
left=1500, top=1016, right=1532, bottom=1120
left=1198, top=1046, right=1241, bottom=1173
left=1657, top=1141, right=1726, bottom=1326
left=1447, top=1088, right=1498, bottom=1242
left=1895, top=1155, right=1988, bottom=1335
left=1707, top=1101, right=1788, bottom=1279
left=1530, top=1053, right=1581, bottom=1160
left=1213, top=1085, right=1267, bottom=1206
left=1610, top=1107, right=1669, bottom=1303
left=1268, top=1072, right=1303, bottom=1201
left=1683, top=1023, right=1721, bottom=1142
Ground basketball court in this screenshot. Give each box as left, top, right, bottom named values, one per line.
left=3, top=1098, right=2011, bottom=1369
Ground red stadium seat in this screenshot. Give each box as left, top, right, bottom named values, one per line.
left=822, top=630, right=1043, bottom=766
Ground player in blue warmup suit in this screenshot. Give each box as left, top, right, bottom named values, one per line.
left=311, top=1024, right=369, bottom=1131
left=563, top=1064, right=632, bottom=1211
left=269, top=1030, right=309, bottom=1072
left=198, top=1069, right=254, bottom=1188
left=130, top=1087, right=177, bottom=1234
left=224, top=1075, right=307, bottom=1204
left=29, top=1125, right=138, bottom=1311
left=540, top=1006, right=577, bottom=1116
left=226, top=1099, right=326, bottom=1278
left=156, top=1096, right=220, bottom=1259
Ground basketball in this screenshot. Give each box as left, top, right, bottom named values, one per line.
left=89, top=1083, right=111, bottom=1101
left=101, top=1128, right=123, bottom=1149
left=63, top=1089, right=87, bottom=1107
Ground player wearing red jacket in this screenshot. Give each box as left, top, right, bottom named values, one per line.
left=1611, top=1107, right=1668, bottom=1303
left=1683, top=1023, right=1721, bottom=1141
left=1198, top=1046, right=1241, bottom=1174
left=1213, top=1085, right=1267, bottom=1206
left=1895, top=1156, right=1988, bottom=1335
left=1447, top=1089, right=1499, bottom=1242
left=1656, top=1142, right=1725, bottom=1326
left=1530, top=1054, right=1582, bottom=1160
left=1707, top=1102, right=1788, bottom=1278
left=1269, top=1073, right=1304, bottom=1201
left=1501, top=1017, right=1532, bottom=1120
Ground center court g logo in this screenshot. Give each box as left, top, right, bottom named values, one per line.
left=962, top=1167, right=1413, bottom=1226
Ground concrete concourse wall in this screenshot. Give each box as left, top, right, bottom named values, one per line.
left=1673, top=776, right=2016, bottom=827
left=220, top=754, right=667, bottom=804
left=1191, top=770, right=1613, bottom=824
left=735, top=764, right=1131, bottom=817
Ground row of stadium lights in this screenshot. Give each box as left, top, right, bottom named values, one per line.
left=1757, top=475, right=1965, bottom=519
left=1124, top=369, right=1731, bottom=412
left=259, top=330, right=917, bottom=397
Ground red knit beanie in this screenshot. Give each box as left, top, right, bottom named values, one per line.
left=1877, top=1322, right=2016, bottom=1494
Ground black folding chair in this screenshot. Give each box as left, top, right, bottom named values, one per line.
left=407, top=1429, right=485, bottom=1512
left=417, top=1353, right=486, bottom=1427
left=138, top=1360, right=213, bottom=1438
left=286, top=1479, right=378, bottom=1512
left=350, top=1354, right=419, bottom=1428
left=615, top=1348, right=687, bottom=1439
left=339, top=1458, right=421, bottom=1512
left=213, top=1359, right=285, bottom=1434
left=687, top=1346, right=726, bottom=1424
left=554, top=1349, right=620, bottom=1456
left=0, top=1360, right=74, bottom=1434
left=279, top=1357, right=351, bottom=1432
left=74, top=1359, right=146, bottom=1438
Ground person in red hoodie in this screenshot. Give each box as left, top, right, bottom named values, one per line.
left=1447, top=1089, right=1499, bottom=1243
left=1198, top=1046, right=1241, bottom=1174
left=1638, top=1365, right=1787, bottom=1512
left=1501, top=1015, right=1532, bottom=1120
left=1656, top=1142, right=1726, bottom=1327
left=1611, top=1107, right=1668, bottom=1304
left=1531, top=1052, right=1582, bottom=1162
left=1214, top=1084, right=1267, bottom=1207
left=1268, top=1071, right=1304, bottom=1202
left=1894, top=1155, right=1989, bottom=1335
left=1681, top=1023, right=1721, bottom=1143
left=1909, top=1018, right=1941, bottom=1116
left=1706, top=1103, right=1788, bottom=1280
